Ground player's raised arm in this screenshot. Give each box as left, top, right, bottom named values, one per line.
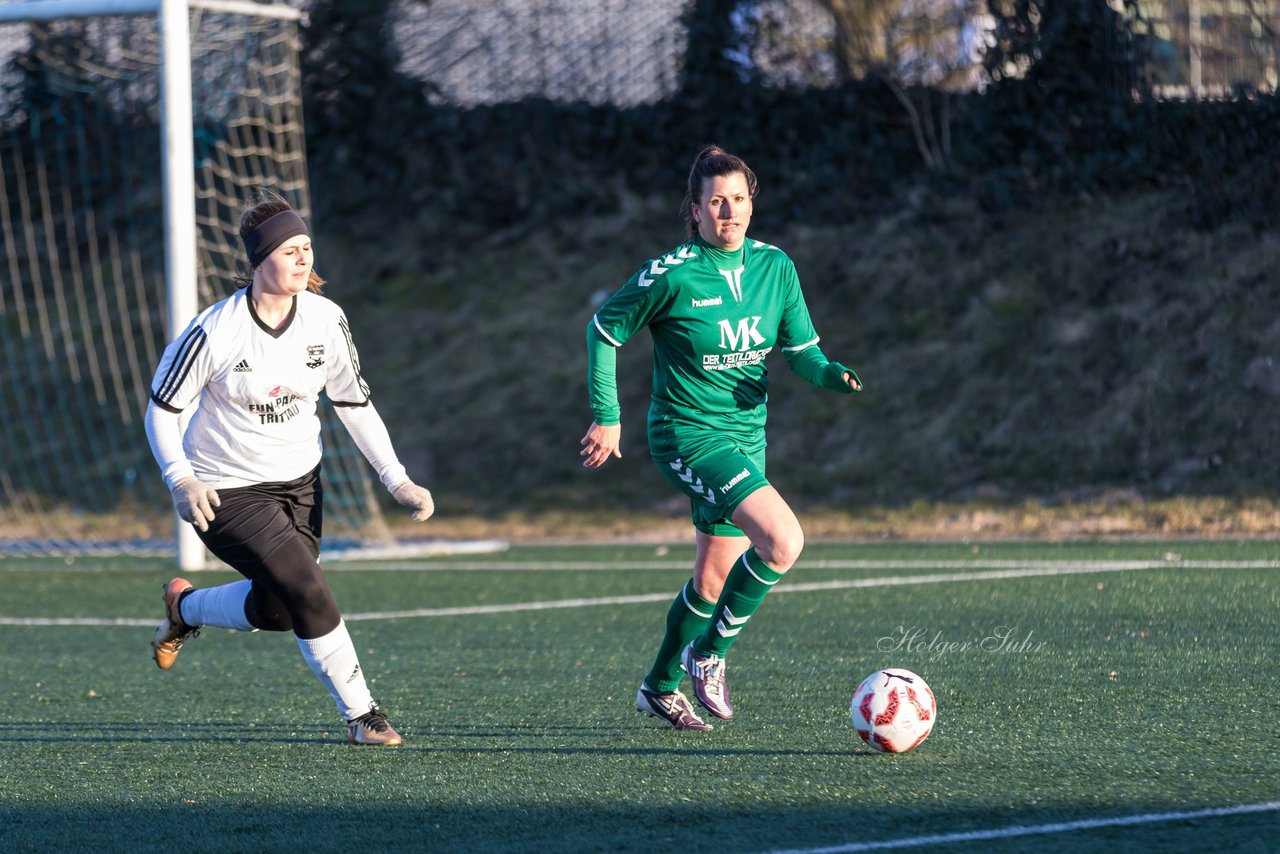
left=783, top=341, right=863, bottom=393
left=775, top=263, right=862, bottom=393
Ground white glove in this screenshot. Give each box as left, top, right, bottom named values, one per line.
left=171, top=476, right=220, bottom=532
left=392, top=481, right=434, bottom=522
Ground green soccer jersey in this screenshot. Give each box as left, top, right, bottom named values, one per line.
left=588, top=234, right=855, bottom=455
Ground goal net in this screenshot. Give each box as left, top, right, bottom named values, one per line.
left=0, top=0, right=391, bottom=559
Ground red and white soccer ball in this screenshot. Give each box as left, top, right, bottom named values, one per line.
left=851, top=668, right=936, bottom=753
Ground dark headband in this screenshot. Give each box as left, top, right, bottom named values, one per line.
left=242, top=209, right=310, bottom=269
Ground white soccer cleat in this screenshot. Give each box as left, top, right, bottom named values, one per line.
left=682, top=643, right=733, bottom=721
left=347, top=704, right=403, bottom=746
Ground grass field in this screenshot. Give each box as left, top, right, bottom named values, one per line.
left=2, top=540, right=1278, bottom=852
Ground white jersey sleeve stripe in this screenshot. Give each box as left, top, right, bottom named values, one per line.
left=592, top=314, right=622, bottom=347
left=781, top=336, right=820, bottom=353
left=153, top=325, right=207, bottom=404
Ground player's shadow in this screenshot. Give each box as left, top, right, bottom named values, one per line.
left=0, top=719, right=333, bottom=745
left=0, top=719, right=876, bottom=755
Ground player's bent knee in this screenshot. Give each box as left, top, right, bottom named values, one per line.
left=252, top=610, right=293, bottom=632
left=760, top=524, right=804, bottom=572
left=292, top=577, right=338, bottom=619
left=246, top=587, right=293, bottom=632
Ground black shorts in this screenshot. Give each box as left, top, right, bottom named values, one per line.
left=195, top=465, right=340, bottom=636
left=196, top=466, right=323, bottom=573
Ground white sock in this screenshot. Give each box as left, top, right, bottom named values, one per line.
left=296, top=620, right=375, bottom=721
left=178, top=580, right=255, bottom=631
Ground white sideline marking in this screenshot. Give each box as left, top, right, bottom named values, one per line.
left=0, top=559, right=1269, bottom=627
left=758, top=800, right=1280, bottom=853
left=5, top=558, right=1280, bottom=574
left=322, top=558, right=1280, bottom=571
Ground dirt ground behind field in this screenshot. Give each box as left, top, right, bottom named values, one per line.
left=378, top=495, right=1280, bottom=544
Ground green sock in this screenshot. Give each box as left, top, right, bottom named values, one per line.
left=694, top=547, right=784, bottom=658
left=644, top=578, right=713, bottom=693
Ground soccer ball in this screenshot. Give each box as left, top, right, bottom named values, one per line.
left=851, top=668, right=936, bottom=753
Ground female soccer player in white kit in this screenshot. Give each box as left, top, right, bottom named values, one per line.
left=144, top=191, right=434, bottom=746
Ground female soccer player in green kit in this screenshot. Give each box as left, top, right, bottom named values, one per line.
left=580, top=145, right=862, bottom=730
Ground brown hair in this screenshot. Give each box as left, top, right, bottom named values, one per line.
left=680, top=144, right=759, bottom=237
left=235, top=189, right=325, bottom=292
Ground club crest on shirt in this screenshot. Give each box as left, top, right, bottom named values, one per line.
left=306, top=344, right=325, bottom=369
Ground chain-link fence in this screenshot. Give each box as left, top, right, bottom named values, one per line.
left=1136, top=0, right=1280, bottom=97
left=382, top=0, right=1280, bottom=105
left=392, top=0, right=689, bottom=106
left=3, top=1, right=1279, bottom=108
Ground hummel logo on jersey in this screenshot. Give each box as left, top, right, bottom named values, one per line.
left=719, top=468, right=751, bottom=495
left=718, top=266, right=745, bottom=301
left=637, top=246, right=698, bottom=287
left=233, top=359, right=252, bottom=373
left=718, top=317, right=765, bottom=351
left=691, top=296, right=722, bottom=308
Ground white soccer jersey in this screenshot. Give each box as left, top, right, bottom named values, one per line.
left=150, top=288, right=373, bottom=489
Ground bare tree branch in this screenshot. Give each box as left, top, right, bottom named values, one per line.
left=811, top=0, right=981, bottom=171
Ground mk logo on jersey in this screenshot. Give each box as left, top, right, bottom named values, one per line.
left=717, top=316, right=766, bottom=352
left=233, top=359, right=252, bottom=373
left=718, top=265, right=745, bottom=301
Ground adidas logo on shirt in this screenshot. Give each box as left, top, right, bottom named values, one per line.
left=233, top=359, right=252, bottom=373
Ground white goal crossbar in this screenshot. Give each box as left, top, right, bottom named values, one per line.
left=0, top=0, right=304, bottom=24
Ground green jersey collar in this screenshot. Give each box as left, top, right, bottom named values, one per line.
left=692, top=235, right=746, bottom=269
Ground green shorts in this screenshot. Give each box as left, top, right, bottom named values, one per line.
left=654, top=434, right=769, bottom=537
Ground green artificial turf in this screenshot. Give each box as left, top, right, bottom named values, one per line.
left=1, top=541, right=1278, bottom=852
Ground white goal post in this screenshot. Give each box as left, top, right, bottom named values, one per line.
left=0, top=0, right=396, bottom=568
